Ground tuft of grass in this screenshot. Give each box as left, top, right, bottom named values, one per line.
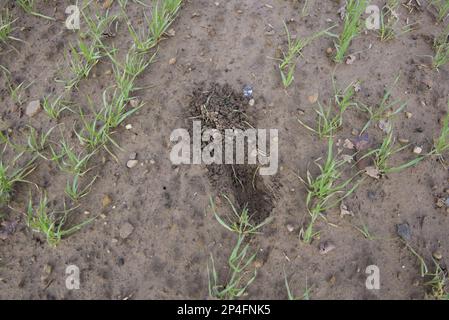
left=359, top=129, right=425, bottom=175
left=6, top=78, right=32, bottom=106
left=426, top=260, right=449, bottom=300
left=284, top=270, right=312, bottom=300
left=405, top=242, right=448, bottom=300
left=127, top=0, right=183, bottom=52
left=210, top=195, right=272, bottom=236
left=431, top=0, right=449, bottom=21
left=432, top=100, right=449, bottom=157
left=50, top=140, right=94, bottom=176
left=207, top=237, right=258, bottom=300
left=16, top=0, right=55, bottom=20
left=379, top=0, right=415, bottom=41
left=75, top=107, right=111, bottom=150
left=359, top=75, right=406, bottom=133
left=26, top=126, right=55, bottom=160
left=0, top=156, right=34, bottom=205
left=432, top=25, right=449, bottom=70
left=208, top=196, right=269, bottom=299
left=298, top=138, right=360, bottom=244
left=279, top=23, right=335, bottom=87
left=42, top=95, right=72, bottom=120
left=0, top=8, right=21, bottom=44
left=65, top=40, right=103, bottom=90
left=26, top=192, right=94, bottom=246
left=65, top=174, right=97, bottom=202
left=298, top=79, right=357, bottom=138
left=334, top=0, right=368, bottom=63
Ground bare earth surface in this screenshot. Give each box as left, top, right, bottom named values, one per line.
left=0, top=0, right=448, bottom=299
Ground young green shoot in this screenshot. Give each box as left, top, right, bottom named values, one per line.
left=284, top=270, right=312, bottom=300
left=16, top=0, right=55, bottom=20
left=0, top=156, right=34, bottom=205
left=431, top=0, right=449, bottom=21
left=298, top=138, right=360, bottom=244
left=209, top=195, right=272, bottom=236
left=360, top=129, right=425, bottom=175
left=42, top=95, right=72, bottom=120
left=127, top=0, right=183, bottom=52
left=6, top=78, right=32, bottom=106
left=298, top=79, right=357, bottom=138
left=279, top=23, right=335, bottom=87
left=432, top=100, right=449, bottom=158
left=0, top=9, right=21, bottom=44
left=432, top=25, right=449, bottom=70
left=334, top=0, right=368, bottom=63
left=65, top=174, right=97, bottom=202
left=50, top=140, right=94, bottom=176
left=26, top=192, right=94, bottom=246
left=26, top=126, right=55, bottom=160
left=379, top=0, right=415, bottom=41
left=359, top=75, right=406, bottom=133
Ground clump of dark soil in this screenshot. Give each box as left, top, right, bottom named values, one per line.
left=189, top=82, right=250, bottom=131
left=188, top=83, right=277, bottom=223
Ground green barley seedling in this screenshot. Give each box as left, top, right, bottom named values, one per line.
left=16, top=0, right=55, bottom=20
left=65, top=174, right=97, bottom=202
left=353, top=223, right=375, bottom=240
left=0, top=156, right=34, bottom=205
left=6, top=78, right=32, bottom=105
left=284, top=271, right=312, bottom=300
left=431, top=0, right=449, bottom=21
left=298, top=138, right=359, bottom=244
left=379, top=0, right=415, bottom=41
left=405, top=242, right=448, bottom=299
left=0, top=9, right=21, bottom=44
left=26, top=126, right=55, bottom=160
left=432, top=25, right=449, bottom=70
left=100, top=88, right=142, bottom=131
left=359, top=75, right=406, bottom=133
left=405, top=242, right=429, bottom=277
left=75, top=109, right=110, bottom=150
left=360, top=130, right=425, bottom=175
left=110, top=48, right=155, bottom=94
left=298, top=80, right=357, bottom=138
left=334, top=0, right=368, bottom=63
left=432, top=100, right=449, bottom=157
left=65, top=40, right=103, bottom=89
left=426, top=260, right=449, bottom=300
left=279, top=23, right=335, bottom=87
left=210, top=195, right=272, bottom=236
left=208, top=236, right=258, bottom=300
left=127, top=0, right=182, bottom=52
left=50, top=141, right=94, bottom=176
left=42, top=95, right=72, bottom=120
left=26, top=192, right=93, bottom=246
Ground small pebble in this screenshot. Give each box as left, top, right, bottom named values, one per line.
left=169, top=57, right=177, bottom=65
left=26, top=100, right=41, bottom=117
left=127, top=159, right=138, bottom=168
left=413, top=146, right=422, bottom=155
left=248, top=99, right=255, bottom=106
left=286, top=224, right=294, bottom=233
left=119, top=222, right=134, bottom=239
left=433, top=250, right=443, bottom=260
left=102, top=195, right=112, bottom=208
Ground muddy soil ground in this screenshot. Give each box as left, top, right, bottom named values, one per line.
left=0, top=0, right=448, bottom=299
